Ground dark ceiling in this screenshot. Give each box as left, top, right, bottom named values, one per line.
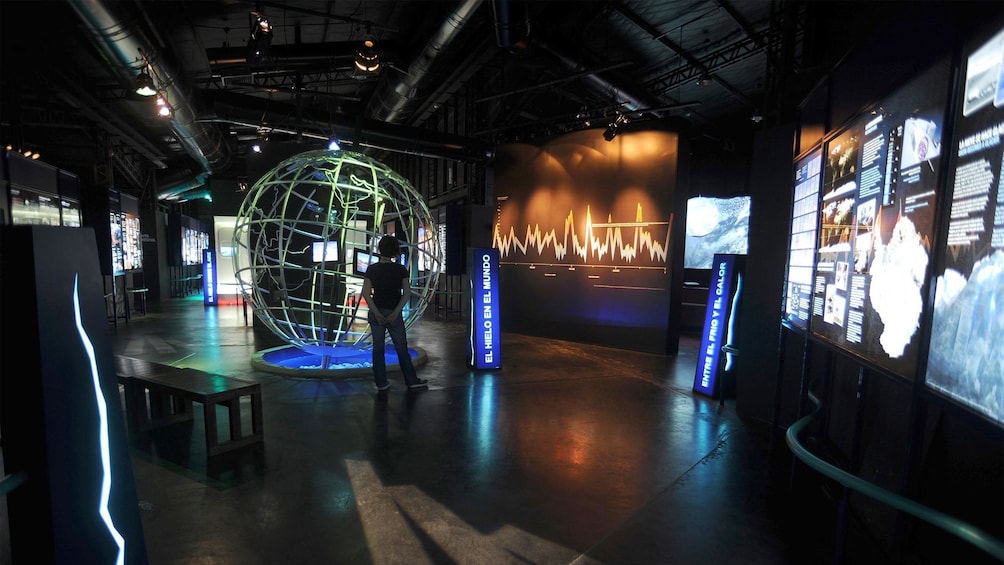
left=0, top=0, right=931, bottom=203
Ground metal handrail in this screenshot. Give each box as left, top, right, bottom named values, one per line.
left=786, top=385, right=1004, bottom=562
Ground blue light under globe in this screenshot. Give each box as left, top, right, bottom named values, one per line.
left=233, top=149, right=442, bottom=360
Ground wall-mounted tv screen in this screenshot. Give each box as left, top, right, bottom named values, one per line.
left=924, top=27, right=1004, bottom=427
left=783, top=149, right=823, bottom=331
left=809, top=58, right=952, bottom=380
left=684, top=196, right=750, bottom=269
left=311, top=240, right=339, bottom=262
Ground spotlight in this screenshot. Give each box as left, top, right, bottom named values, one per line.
left=603, top=125, right=617, bottom=142
left=135, top=69, right=156, bottom=96
left=248, top=10, right=273, bottom=65
left=354, top=35, right=380, bottom=73
left=155, top=95, right=172, bottom=117
left=251, top=143, right=263, bottom=154
left=327, top=137, right=341, bottom=151
left=751, top=111, right=764, bottom=124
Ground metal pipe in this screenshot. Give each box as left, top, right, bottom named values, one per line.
left=67, top=0, right=231, bottom=180
left=366, top=0, right=485, bottom=123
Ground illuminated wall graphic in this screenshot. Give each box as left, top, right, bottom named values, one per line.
left=493, top=203, right=671, bottom=265
left=73, top=274, right=127, bottom=565
left=492, top=129, right=681, bottom=354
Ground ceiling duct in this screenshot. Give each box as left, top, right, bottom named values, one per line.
left=366, top=0, right=484, bottom=123
left=67, top=0, right=230, bottom=187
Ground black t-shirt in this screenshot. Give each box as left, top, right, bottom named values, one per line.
left=364, top=261, right=408, bottom=310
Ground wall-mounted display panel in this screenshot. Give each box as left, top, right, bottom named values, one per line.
left=783, top=149, right=823, bottom=331
left=57, top=170, right=81, bottom=227
left=110, top=192, right=143, bottom=275
left=683, top=196, right=750, bottom=269
left=9, top=186, right=61, bottom=226
left=809, top=58, right=951, bottom=380
left=925, top=27, right=1004, bottom=427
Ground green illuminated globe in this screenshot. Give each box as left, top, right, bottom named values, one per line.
left=233, top=149, right=442, bottom=356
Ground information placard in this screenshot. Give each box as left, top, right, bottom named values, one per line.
left=694, top=253, right=744, bottom=398
left=809, top=59, right=951, bottom=379
left=924, top=27, right=1004, bottom=426
left=467, top=247, right=501, bottom=369
left=783, top=149, right=822, bottom=330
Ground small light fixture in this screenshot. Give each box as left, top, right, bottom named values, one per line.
left=696, top=74, right=712, bottom=86
left=250, top=142, right=263, bottom=154
left=751, top=110, right=764, bottom=124
left=327, top=137, right=340, bottom=151
left=354, top=28, right=380, bottom=73
left=135, top=68, right=156, bottom=96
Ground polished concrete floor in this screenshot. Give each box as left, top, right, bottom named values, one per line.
left=101, top=296, right=820, bottom=565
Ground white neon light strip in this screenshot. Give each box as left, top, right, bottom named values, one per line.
left=73, top=274, right=126, bottom=565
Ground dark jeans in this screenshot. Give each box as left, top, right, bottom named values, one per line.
left=368, top=307, right=420, bottom=387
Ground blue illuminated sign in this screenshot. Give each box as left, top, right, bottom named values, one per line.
left=693, top=253, right=744, bottom=397
left=467, top=248, right=501, bottom=369
left=203, top=248, right=217, bottom=305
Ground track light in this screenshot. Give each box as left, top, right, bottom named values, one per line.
left=156, top=95, right=172, bottom=117
left=602, top=113, right=627, bottom=142
left=248, top=9, right=273, bottom=65
left=135, top=68, right=156, bottom=96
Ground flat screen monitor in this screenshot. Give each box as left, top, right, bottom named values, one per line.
left=311, top=240, right=339, bottom=262
left=683, top=196, right=750, bottom=269
left=924, top=26, right=1004, bottom=427
left=354, top=250, right=379, bottom=275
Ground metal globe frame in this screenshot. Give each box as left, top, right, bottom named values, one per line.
left=232, top=149, right=442, bottom=362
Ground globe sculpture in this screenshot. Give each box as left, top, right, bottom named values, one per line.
left=232, top=149, right=443, bottom=375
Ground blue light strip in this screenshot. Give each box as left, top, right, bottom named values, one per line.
left=73, top=274, right=126, bottom=565
left=724, top=272, right=743, bottom=372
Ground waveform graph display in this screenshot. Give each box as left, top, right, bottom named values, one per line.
left=493, top=201, right=672, bottom=271
left=491, top=129, right=683, bottom=354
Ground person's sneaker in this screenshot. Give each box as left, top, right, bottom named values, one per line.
left=407, top=379, right=429, bottom=390
left=376, top=384, right=390, bottom=392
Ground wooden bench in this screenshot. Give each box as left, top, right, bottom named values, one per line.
left=115, top=356, right=264, bottom=457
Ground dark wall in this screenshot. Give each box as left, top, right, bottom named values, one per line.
left=735, top=123, right=797, bottom=426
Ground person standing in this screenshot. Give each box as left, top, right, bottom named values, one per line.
left=360, top=236, right=428, bottom=392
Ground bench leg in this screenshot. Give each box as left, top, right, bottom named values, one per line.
left=251, top=392, right=263, bottom=436
left=204, top=403, right=219, bottom=455
left=223, top=399, right=243, bottom=441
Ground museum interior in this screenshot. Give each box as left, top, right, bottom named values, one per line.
left=1, top=1, right=1002, bottom=564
